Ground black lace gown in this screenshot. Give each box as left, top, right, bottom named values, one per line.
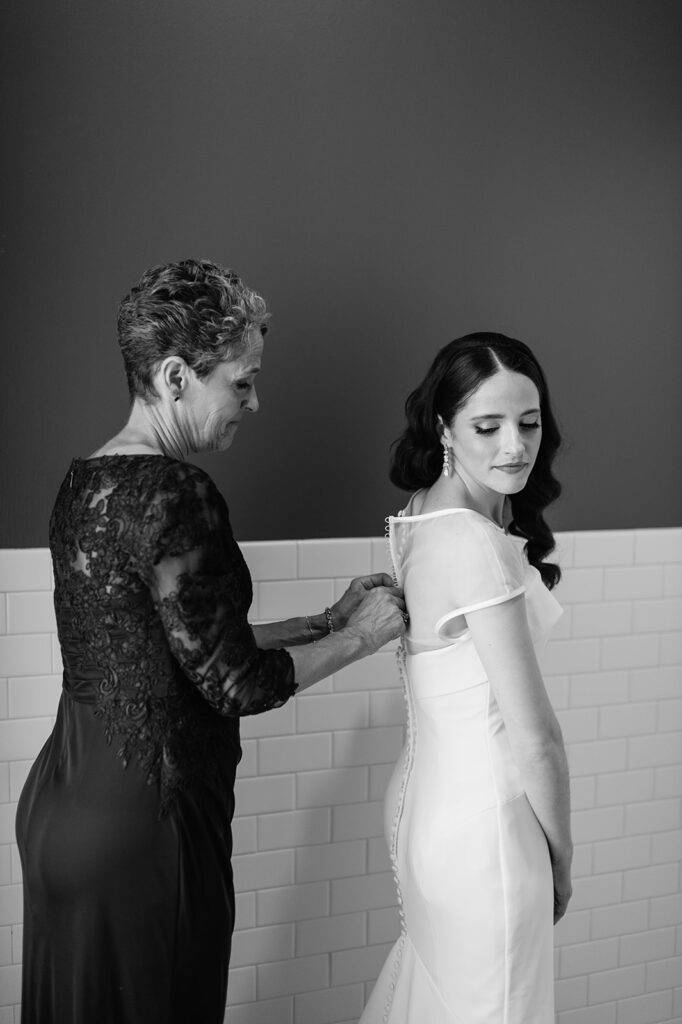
left=16, top=455, right=297, bottom=1024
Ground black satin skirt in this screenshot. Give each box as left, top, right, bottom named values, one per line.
left=16, top=691, right=239, bottom=1024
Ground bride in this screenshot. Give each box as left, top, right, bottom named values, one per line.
left=360, top=333, right=573, bottom=1023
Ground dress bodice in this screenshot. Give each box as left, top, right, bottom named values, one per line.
left=49, top=454, right=297, bottom=811
left=388, top=503, right=562, bottom=664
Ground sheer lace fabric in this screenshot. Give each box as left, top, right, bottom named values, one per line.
left=51, top=454, right=296, bottom=810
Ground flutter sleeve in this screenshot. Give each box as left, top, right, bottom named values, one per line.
left=132, top=460, right=297, bottom=716
left=424, top=512, right=526, bottom=638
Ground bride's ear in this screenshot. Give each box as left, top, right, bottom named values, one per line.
left=437, top=415, right=453, bottom=448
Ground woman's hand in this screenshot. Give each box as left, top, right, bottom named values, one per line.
left=344, top=585, right=407, bottom=654
left=286, top=582, right=406, bottom=692
left=552, top=857, right=573, bottom=924
left=330, top=573, right=398, bottom=630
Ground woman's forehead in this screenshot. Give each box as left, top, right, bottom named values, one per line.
left=227, top=329, right=264, bottom=374
left=242, top=327, right=264, bottom=360
left=462, top=369, right=539, bottom=414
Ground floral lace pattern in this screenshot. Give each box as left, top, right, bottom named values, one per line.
left=50, top=455, right=296, bottom=813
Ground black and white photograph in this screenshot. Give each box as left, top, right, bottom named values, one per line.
left=1, top=2, right=680, bottom=1022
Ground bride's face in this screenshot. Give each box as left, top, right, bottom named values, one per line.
left=443, top=368, right=542, bottom=497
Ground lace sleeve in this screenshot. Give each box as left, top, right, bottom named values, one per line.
left=133, top=461, right=297, bottom=716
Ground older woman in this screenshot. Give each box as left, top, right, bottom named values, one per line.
left=16, top=259, right=406, bottom=1024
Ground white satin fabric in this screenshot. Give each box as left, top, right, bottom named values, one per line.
left=359, top=503, right=562, bottom=1024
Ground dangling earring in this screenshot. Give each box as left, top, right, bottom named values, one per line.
left=442, top=443, right=450, bottom=477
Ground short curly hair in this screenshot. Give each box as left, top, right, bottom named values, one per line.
left=117, top=258, right=270, bottom=399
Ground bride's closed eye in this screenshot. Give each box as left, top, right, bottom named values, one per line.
left=474, top=421, right=540, bottom=436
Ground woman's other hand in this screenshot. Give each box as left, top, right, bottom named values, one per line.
left=331, top=573, right=399, bottom=629
left=345, top=585, right=407, bottom=654
left=552, top=857, right=573, bottom=924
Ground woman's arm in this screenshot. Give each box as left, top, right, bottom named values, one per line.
left=252, top=574, right=400, bottom=650
left=466, top=594, right=573, bottom=923
left=252, top=614, right=326, bottom=649
left=153, top=561, right=403, bottom=713
left=286, top=585, right=404, bottom=692
left=137, top=464, right=405, bottom=716
left=148, top=544, right=404, bottom=713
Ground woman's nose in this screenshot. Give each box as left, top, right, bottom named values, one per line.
left=244, top=387, right=259, bottom=413
left=502, top=427, right=525, bottom=456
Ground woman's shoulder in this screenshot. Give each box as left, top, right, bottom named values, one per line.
left=408, top=507, right=522, bottom=589
left=130, top=459, right=233, bottom=557
left=145, top=458, right=228, bottom=519
left=411, top=505, right=509, bottom=543
left=436, top=509, right=516, bottom=559
left=103, top=454, right=214, bottom=495
left=151, top=456, right=214, bottom=489
left=84, top=455, right=228, bottom=525
left=396, top=489, right=506, bottom=536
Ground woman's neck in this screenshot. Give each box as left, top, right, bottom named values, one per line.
left=423, top=473, right=507, bottom=528
left=91, top=400, right=188, bottom=461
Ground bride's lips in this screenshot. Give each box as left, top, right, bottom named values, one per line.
left=494, top=463, right=528, bottom=474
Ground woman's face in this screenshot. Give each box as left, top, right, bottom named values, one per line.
left=187, top=328, right=264, bottom=452
left=443, top=367, right=542, bottom=497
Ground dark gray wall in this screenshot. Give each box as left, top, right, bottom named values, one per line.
left=2, top=0, right=680, bottom=545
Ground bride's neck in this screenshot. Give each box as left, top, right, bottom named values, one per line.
left=426, top=473, right=506, bottom=528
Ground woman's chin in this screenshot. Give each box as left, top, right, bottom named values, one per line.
left=490, top=473, right=529, bottom=495
left=215, top=423, right=238, bottom=451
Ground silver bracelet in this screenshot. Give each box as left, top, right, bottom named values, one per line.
left=324, top=606, right=335, bottom=634
left=305, top=615, right=317, bottom=643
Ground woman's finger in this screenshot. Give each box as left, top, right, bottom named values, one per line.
left=355, top=572, right=394, bottom=590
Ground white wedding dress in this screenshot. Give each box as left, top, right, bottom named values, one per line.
left=359, top=497, right=562, bottom=1024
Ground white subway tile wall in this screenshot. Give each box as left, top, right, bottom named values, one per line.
left=0, top=530, right=680, bottom=1024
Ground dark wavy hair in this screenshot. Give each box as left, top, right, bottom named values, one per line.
left=118, top=258, right=270, bottom=399
left=390, top=332, right=562, bottom=589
